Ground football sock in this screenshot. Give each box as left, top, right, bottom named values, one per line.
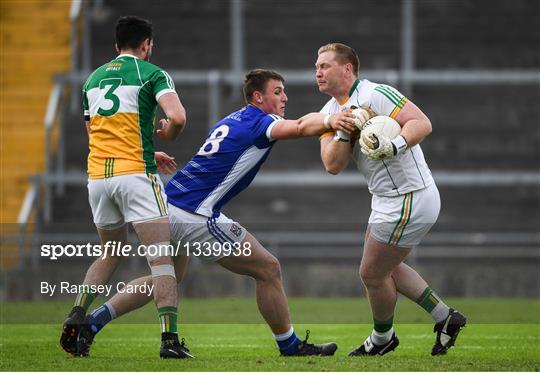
left=87, top=303, right=116, bottom=334
left=74, top=288, right=97, bottom=312
left=371, top=328, right=394, bottom=345
left=372, top=316, right=394, bottom=344
left=416, top=286, right=450, bottom=323
left=274, top=326, right=301, bottom=355
left=158, top=306, right=178, bottom=334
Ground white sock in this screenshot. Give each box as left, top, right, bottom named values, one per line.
left=274, top=326, right=294, bottom=341
left=371, top=327, right=393, bottom=345
left=431, top=302, right=450, bottom=323
left=104, top=302, right=117, bottom=319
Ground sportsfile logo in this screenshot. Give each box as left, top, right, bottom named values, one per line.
left=40, top=241, right=253, bottom=260
left=40, top=242, right=158, bottom=260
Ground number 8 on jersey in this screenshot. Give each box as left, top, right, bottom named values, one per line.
left=198, top=125, right=230, bottom=156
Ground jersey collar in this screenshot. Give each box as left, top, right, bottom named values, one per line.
left=348, top=79, right=360, bottom=96
left=338, top=79, right=361, bottom=106
left=116, top=53, right=139, bottom=59
left=247, top=104, right=264, bottom=114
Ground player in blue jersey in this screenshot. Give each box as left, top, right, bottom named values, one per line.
left=76, top=69, right=357, bottom=357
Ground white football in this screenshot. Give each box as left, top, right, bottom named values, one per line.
left=362, top=115, right=401, bottom=140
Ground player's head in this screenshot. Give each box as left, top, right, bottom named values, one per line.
left=243, top=69, right=288, bottom=117
left=316, top=43, right=359, bottom=96
left=115, top=16, right=154, bottom=61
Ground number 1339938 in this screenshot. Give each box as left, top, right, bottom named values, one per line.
left=182, top=241, right=252, bottom=257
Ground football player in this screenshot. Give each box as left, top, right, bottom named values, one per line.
left=317, top=43, right=466, bottom=356
left=60, top=16, right=188, bottom=359
left=75, top=69, right=357, bottom=357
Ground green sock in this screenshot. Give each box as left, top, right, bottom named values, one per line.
left=374, top=316, right=394, bottom=333
left=74, top=289, right=97, bottom=312
left=416, top=287, right=441, bottom=313
left=158, top=306, right=178, bottom=334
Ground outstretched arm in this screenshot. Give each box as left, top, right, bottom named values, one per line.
left=270, top=109, right=356, bottom=140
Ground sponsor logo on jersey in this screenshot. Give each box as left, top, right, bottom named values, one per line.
left=106, top=62, right=123, bottom=71
left=230, top=223, right=243, bottom=237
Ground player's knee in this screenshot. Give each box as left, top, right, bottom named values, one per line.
left=257, top=255, right=282, bottom=282
left=359, top=266, right=381, bottom=289
left=267, top=256, right=282, bottom=280
left=144, top=242, right=172, bottom=263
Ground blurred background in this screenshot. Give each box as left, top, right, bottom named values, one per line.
left=1, top=0, right=539, bottom=302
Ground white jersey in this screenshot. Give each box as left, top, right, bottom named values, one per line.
left=321, top=79, right=434, bottom=197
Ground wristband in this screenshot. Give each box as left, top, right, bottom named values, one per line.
left=323, top=114, right=331, bottom=129
left=333, top=130, right=350, bottom=142
left=391, top=135, right=408, bottom=155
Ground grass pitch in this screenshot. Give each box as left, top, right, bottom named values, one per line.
left=1, top=298, right=539, bottom=371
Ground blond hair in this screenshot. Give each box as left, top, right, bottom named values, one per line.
left=318, top=43, right=359, bottom=77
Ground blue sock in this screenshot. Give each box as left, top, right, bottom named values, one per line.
left=87, top=303, right=115, bottom=334
left=275, top=327, right=301, bottom=355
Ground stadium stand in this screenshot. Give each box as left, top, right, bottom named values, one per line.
left=2, top=0, right=539, bottom=298
left=0, top=0, right=71, bottom=268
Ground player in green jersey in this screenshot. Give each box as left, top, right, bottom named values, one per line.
left=60, top=16, right=192, bottom=359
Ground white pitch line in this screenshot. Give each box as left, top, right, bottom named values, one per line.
left=399, top=345, right=532, bottom=350
left=197, top=344, right=261, bottom=348
left=406, top=334, right=539, bottom=340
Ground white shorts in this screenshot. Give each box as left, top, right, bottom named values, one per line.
left=168, top=204, right=247, bottom=262
left=88, top=173, right=168, bottom=228
left=368, top=183, right=440, bottom=247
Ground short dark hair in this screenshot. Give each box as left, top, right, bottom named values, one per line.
left=115, top=16, right=153, bottom=50
left=243, top=69, right=285, bottom=104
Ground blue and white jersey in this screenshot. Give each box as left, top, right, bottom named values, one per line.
left=165, top=105, right=282, bottom=217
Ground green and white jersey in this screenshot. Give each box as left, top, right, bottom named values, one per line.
left=82, top=54, right=176, bottom=179
left=321, top=79, right=434, bottom=197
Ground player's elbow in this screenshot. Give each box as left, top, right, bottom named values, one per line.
left=168, top=111, right=187, bottom=139
left=326, top=166, right=340, bottom=175
left=424, top=118, right=432, bottom=136
left=297, top=115, right=322, bottom=137
left=297, top=120, right=310, bottom=137
left=170, top=109, right=186, bottom=129
left=324, top=160, right=344, bottom=175
left=321, top=149, right=346, bottom=175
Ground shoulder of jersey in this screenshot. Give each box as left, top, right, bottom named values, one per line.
left=321, top=97, right=336, bottom=111
left=111, top=57, right=165, bottom=77
left=134, top=59, right=164, bottom=73
left=266, top=113, right=283, bottom=121
left=245, top=106, right=279, bottom=121
left=84, top=62, right=110, bottom=87
left=357, top=79, right=377, bottom=92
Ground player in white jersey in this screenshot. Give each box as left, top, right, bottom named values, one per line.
left=76, top=69, right=358, bottom=357
left=317, top=43, right=466, bottom=356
